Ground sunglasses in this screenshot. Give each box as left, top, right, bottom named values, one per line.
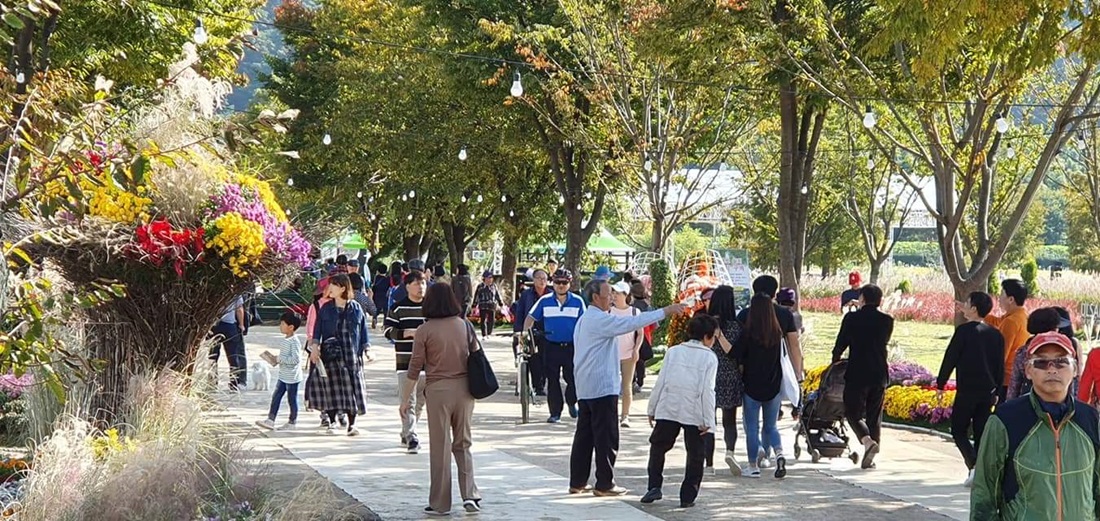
left=1028, top=357, right=1074, bottom=370
left=553, top=280, right=570, bottom=285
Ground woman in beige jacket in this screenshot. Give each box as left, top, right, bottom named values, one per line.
left=403, top=282, right=482, bottom=516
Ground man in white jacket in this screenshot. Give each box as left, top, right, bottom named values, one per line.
left=641, top=314, right=720, bottom=508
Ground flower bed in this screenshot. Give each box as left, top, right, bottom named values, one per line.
left=800, top=291, right=1083, bottom=326
left=802, top=361, right=954, bottom=432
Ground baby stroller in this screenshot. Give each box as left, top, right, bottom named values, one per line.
left=793, top=359, right=860, bottom=464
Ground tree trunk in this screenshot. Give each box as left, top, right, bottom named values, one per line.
left=501, top=233, right=518, bottom=304
left=426, top=241, right=447, bottom=269
left=775, top=79, right=825, bottom=297
left=443, top=222, right=463, bottom=272
left=869, top=256, right=884, bottom=286
left=650, top=213, right=665, bottom=254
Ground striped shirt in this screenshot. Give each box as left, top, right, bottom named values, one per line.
left=384, top=297, right=426, bottom=371
left=277, top=334, right=303, bottom=384
left=530, top=292, right=586, bottom=343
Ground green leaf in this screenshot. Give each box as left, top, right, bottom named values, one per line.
left=3, top=13, right=24, bottom=30
left=130, top=154, right=148, bottom=187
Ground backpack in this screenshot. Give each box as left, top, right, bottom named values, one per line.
left=453, top=275, right=471, bottom=304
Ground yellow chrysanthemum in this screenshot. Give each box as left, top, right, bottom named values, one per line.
left=206, top=212, right=266, bottom=278
left=87, top=185, right=152, bottom=224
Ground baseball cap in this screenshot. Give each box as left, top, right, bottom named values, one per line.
left=348, top=259, right=359, bottom=267
left=593, top=265, right=612, bottom=280
left=849, top=270, right=862, bottom=286
left=1027, top=331, right=1076, bottom=357
left=408, top=259, right=426, bottom=271
left=611, top=281, right=630, bottom=294
left=482, top=270, right=494, bottom=279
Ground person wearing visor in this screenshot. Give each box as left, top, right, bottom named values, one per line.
left=971, top=331, right=1100, bottom=521
left=525, top=269, right=586, bottom=423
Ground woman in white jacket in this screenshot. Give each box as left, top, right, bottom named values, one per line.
left=641, top=314, right=719, bottom=508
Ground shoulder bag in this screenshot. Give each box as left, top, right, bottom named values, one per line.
left=465, top=320, right=499, bottom=399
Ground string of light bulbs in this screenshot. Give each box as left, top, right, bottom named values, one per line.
left=157, top=0, right=1100, bottom=111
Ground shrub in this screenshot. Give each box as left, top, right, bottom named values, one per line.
left=988, top=271, right=1001, bottom=295
left=649, top=259, right=674, bottom=344
left=1021, top=258, right=1040, bottom=297
left=897, top=279, right=913, bottom=294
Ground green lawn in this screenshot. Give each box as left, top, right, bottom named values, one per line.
left=800, top=311, right=954, bottom=372
left=649, top=311, right=956, bottom=374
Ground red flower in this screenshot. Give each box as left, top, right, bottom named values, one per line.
left=126, top=219, right=206, bottom=276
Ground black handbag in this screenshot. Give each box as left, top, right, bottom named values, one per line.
left=320, top=307, right=350, bottom=367
left=465, top=321, right=498, bottom=399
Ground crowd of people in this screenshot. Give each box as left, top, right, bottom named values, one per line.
left=203, top=255, right=1100, bottom=518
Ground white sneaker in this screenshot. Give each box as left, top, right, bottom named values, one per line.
left=348, top=427, right=360, bottom=437
left=277, top=422, right=296, bottom=431
left=725, top=454, right=742, bottom=476
left=255, top=419, right=275, bottom=430
left=757, top=449, right=774, bottom=469
left=326, top=427, right=336, bottom=435
left=620, top=416, right=631, bottom=428
left=745, top=467, right=761, bottom=478
left=964, top=469, right=975, bottom=488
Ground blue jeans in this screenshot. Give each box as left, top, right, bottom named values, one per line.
left=267, top=380, right=299, bottom=423
left=743, top=394, right=783, bottom=467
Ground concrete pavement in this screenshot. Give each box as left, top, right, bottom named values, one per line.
left=215, top=325, right=971, bottom=520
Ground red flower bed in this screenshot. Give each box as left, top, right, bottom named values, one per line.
left=802, top=291, right=1083, bottom=326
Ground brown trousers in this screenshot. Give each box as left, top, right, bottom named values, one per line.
left=426, top=377, right=479, bottom=512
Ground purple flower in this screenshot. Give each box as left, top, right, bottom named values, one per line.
left=207, top=183, right=312, bottom=268
left=0, top=373, right=33, bottom=399
left=889, top=362, right=934, bottom=387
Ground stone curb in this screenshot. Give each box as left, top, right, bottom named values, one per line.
left=884, top=421, right=953, bottom=441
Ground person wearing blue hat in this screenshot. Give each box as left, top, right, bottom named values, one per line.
left=593, top=266, right=613, bottom=282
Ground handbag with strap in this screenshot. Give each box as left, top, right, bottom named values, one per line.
left=465, top=320, right=499, bottom=399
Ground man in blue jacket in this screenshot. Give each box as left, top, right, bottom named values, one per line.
left=514, top=269, right=551, bottom=395
left=524, top=269, right=585, bottom=423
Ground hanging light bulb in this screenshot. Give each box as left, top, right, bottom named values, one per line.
left=862, top=105, right=877, bottom=129
left=470, top=213, right=475, bottom=220
left=509, top=210, right=515, bottom=217
left=286, top=178, right=294, bottom=186
left=458, top=147, right=468, bottom=161
left=995, top=113, right=1009, bottom=134
left=322, top=133, right=332, bottom=145
left=510, top=70, right=524, bottom=97
left=644, top=159, right=653, bottom=172
left=408, top=190, right=416, bottom=198
left=407, top=214, right=413, bottom=221
left=501, top=194, right=507, bottom=202
left=477, top=194, right=484, bottom=203
left=15, top=71, right=25, bottom=84
left=800, top=185, right=808, bottom=195
left=866, top=155, right=875, bottom=170
left=193, top=19, right=209, bottom=45
left=1007, top=142, right=1016, bottom=159
left=558, top=194, right=565, bottom=204
left=356, top=191, right=363, bottom=199
left=401, top=194, right=408, bottom=202
left=461, top=195, right=467, bottom=203
left=576, top=203, right=582, bottom=210
left=369, top=213, right=376, bottom=220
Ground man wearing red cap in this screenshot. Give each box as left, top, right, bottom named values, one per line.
left=841, top=271, right=862, bottom=313
left=971, top=332, right=1100, bottom=520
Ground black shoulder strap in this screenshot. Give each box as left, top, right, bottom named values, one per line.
left=1072, top=400, right=1100, bottom=452
left=1000, top=398, right=1039, bottom=504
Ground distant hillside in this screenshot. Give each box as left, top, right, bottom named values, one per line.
left=226, top=0, right=285, bottom=111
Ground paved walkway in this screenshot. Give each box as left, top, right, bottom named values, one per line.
left=216, top=325, right=972, bottom=520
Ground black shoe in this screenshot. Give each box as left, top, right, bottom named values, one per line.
left=774, top=456, right=787, bottom=479
left=680, top=501, right=695, bottom=508
left=407, top=437, right=420, bottom=454
left=640, top=488, right=662, bottom=504
left=568, top=403, right=579, bottom=418
left=632, top=383, right=642, bottom=395
left=400, top=435, right=408, bottom=447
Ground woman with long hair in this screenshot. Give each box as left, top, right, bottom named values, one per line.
left=306, top=274, right=370, bottom=436
left=404, top=282, right=482, bottom=515
left=704, top=285, right=745, bottom=475
left=730, top=276, right=792, bottom=479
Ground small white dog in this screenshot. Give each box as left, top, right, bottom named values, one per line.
left=250, top=362, right=272, bottom=391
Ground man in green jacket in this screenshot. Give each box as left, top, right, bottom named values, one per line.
left=971, top=331, right=1100, bottom=520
